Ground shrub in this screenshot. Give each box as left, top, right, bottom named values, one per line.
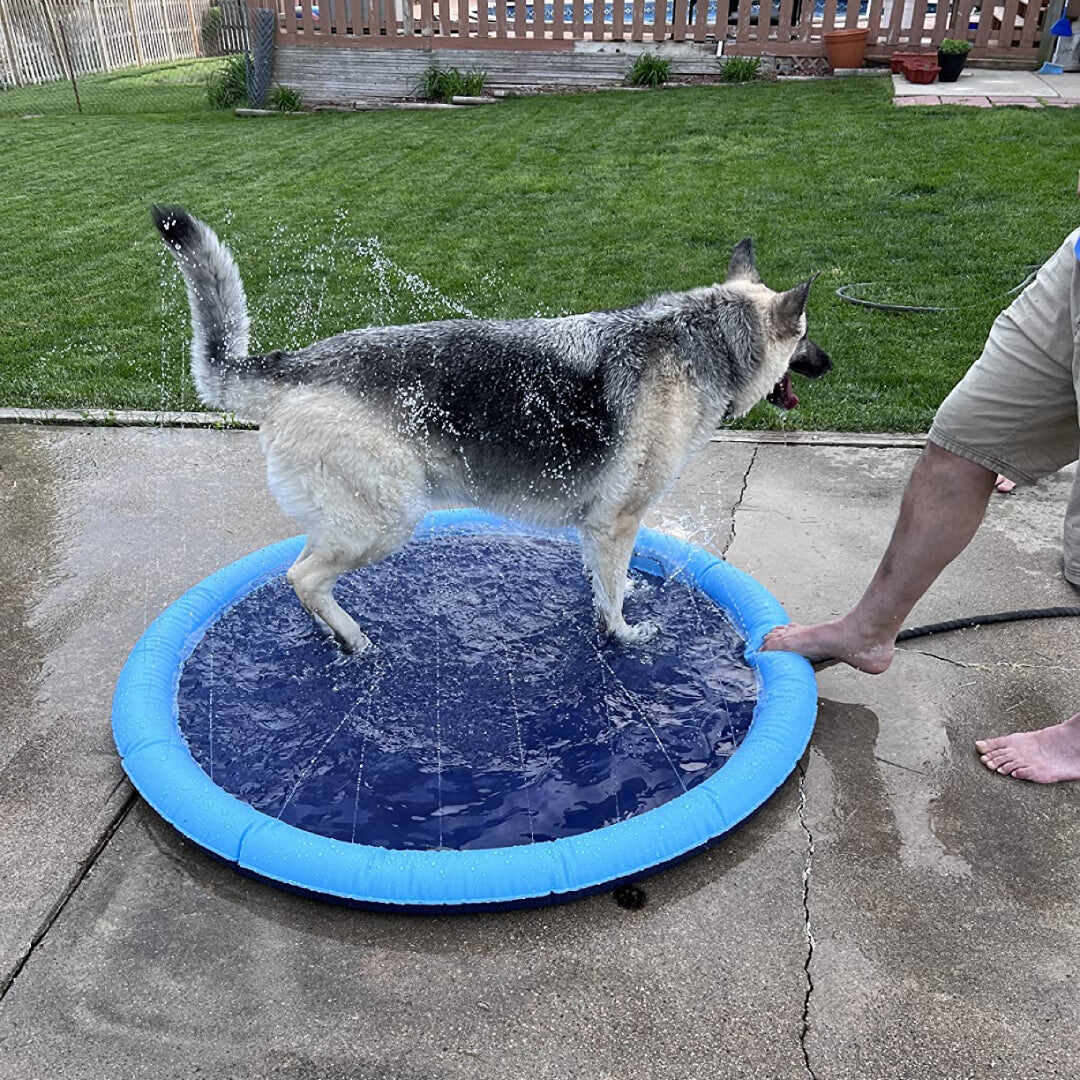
left=937, top=37, right=973, bottom=54
left=720, top=56, right=762, bottom=82
left=206, top=53, right=248, bottom=109
left=268, top=84, right=303, bottom=112
left=627, top=52, right=670, bottom=87
left=417, top=64, right=444, bottom=101
left=457, top=69, right=487, bottom=97
left=417, top=65, right=487, bottom=102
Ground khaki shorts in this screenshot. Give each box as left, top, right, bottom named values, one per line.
left=928, top=226, right=1080, bottom=579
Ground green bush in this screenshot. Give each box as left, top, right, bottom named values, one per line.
left=457, top=69, right=487, bottom=98
left=937, top=37, right=973, bottom=55
left=206, top=53, right=248, bottom=109
left=417, top=65, right=487, bottom=103
left=720, top=56, right=762, bottom=82
left=268, top=84, right=303, bottom=112
left=627, top=52, right=670, bottom=88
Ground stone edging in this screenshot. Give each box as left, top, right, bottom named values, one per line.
left=0, top=406, right=927, bottom=447
left=0, top=407, right=257, bottom=429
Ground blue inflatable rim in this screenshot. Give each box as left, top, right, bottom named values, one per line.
left=112, top=509, right=817, bottom=910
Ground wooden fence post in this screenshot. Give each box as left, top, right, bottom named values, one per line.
left=126, top=0, right=144, bottom=63
left=1036, top=0, right=1061, bottom=57
left=57, top=16, right=81, bottom=108
left=185, top=0, right=200, bottom=53
left=39, top=0, right=68, bottom=76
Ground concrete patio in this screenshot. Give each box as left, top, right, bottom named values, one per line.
left=893, top=67, right=1080, bottom=107
left=0, top=422, right=1078, bottom=1079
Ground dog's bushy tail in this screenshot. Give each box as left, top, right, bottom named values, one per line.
left=151, top=205, right=249, bottom=410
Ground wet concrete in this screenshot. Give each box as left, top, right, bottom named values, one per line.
left=730, top=446, right=1080, bottom=1080
left=0, top=425, right=291, bottom=991
left=0, top=427, right=1078, bottom=1079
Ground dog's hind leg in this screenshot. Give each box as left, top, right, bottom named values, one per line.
left=288, top=546, right=374, bottom=654
left=263, top=392, right=426, bottom=654
left=286, top=508, right=422, bottom=654
left=580, top=512, right=657, bottom=645
left=285, top=508, right=423, bottom=654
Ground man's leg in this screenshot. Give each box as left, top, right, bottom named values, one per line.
left=974, top=462, right=1080, bottom=782
left=765, top=225, right=1080, bottom=781
left=1062, top=464, right=1080, bottom=586
left=974, top=231, right=1080, bottom=783
left=762, top=441, right=996, bottom=673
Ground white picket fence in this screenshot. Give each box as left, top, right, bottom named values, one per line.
left=0, top=0, right=247, bottom=87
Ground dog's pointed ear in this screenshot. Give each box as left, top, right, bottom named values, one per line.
left=772, top=273, right=820, bottom=335
left=727, top=237, right=760, bottom=283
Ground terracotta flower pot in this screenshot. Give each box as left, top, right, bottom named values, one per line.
left=823, top=28, right=869, bottom=70
left=890, top=51, right=925, bottom=74
left=903, top=62, right=940, bottom=84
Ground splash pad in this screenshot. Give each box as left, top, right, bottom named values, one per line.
left=112, top=511, right=816, bottom=910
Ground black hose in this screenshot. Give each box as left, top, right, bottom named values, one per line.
left=897, top=606, right=1080, bottom=642
left=836, top=268, right=1040, bottom=314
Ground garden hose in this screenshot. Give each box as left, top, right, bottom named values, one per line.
left=896, top=606, right=1080, bottom=642
left=835, top=266, right=1041, bottom=313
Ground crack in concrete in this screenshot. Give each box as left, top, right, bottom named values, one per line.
left=103, top=773, right=130, bottom=808
left=901, top=646, right=976, bottom=669
left=874, top=754, right=928, bottom=776
left=900, top=647, right=1080, bottom=675
left=723, top=445, right=758, bottom=558
left=796, top=760, right=817, bottom=1080
left=0, top=788, right=138, bottom=1001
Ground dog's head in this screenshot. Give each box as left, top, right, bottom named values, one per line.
left=725, top=238, right=831, bottom=412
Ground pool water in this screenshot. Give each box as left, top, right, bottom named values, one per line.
left=177, top=531, right=757, bottom=851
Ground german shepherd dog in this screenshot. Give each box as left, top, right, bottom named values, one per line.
left=153, top=207, right=830, bottom=653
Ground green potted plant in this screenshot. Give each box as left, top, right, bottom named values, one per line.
left=937, top=37, right=973, bottom=82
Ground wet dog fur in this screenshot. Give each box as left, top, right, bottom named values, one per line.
left=152, top=206, right=830, bottom=653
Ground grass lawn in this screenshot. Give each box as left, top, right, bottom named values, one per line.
left=0, top=56, right=232, bottom=116
left=1, top=76, right=1077, bottom=430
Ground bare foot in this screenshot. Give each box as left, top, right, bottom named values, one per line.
left=975, top=713, right=1080, bottom=783
left=761, top=618, right=895, bottom=674
left=994, top=474, right=1016, bottom=494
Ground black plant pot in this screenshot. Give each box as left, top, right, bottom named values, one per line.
left=937, top=50, right=968, bottom=82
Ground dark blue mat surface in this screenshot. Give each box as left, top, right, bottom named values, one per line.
left=178, top=533, right=757, bottom=852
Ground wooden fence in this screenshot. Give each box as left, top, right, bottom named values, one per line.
left=269, top=0, right=1051, bottom=59
left=0, top=0, right=247, bottom=87
left=1, top=0, right=1050, bottom=90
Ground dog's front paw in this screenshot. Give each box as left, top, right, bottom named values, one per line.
left=337, top=628, right=374, bottom=656
left=613, top=619, right=659, bottom=646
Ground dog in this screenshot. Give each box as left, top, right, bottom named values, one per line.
left=152, top=206, right=830, bottom=653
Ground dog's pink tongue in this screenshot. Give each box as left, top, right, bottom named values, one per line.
left=777, top=373, right=799, bottom=410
